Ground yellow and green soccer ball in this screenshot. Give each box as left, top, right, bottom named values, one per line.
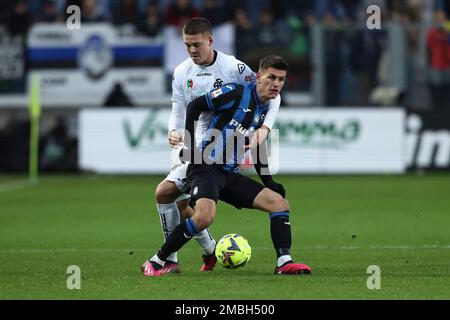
left=215, top=234, right=251, bottom=269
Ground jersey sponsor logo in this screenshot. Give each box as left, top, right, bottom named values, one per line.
left=187, top=78, right=193, bottom=90
left=229, top=119, right=251, bottom=136
left=237, top=63, right=246, bottom=74
left=213, top=78, right=223, bottom=89
left=196, top=72, right=212, bottom=77
left=211, top=88, right=223, bottom=98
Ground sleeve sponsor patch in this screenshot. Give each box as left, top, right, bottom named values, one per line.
left=245, top=74, right=256, bottom=82
left=211, top=88, right=223, bottom=98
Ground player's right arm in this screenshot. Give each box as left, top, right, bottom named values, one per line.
left=168, top=67, right=187, bottom=148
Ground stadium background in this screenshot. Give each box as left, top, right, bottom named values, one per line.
left=0, top=0, right=449, bottom=301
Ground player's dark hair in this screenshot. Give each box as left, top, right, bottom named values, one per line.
left=259, top=55, right=289, bottom=72
left=183, top=17, right=213, bottom=36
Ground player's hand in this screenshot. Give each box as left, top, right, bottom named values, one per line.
left=168, top=129, right=184, bottom=148
left=265, top=180, right=286, bottom=198
left=245, top=126, right=270, bottom=150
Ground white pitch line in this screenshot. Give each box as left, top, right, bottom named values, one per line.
left=0, top=245, right=449, bottom=254
left=0, top=179, right=38, bottom=194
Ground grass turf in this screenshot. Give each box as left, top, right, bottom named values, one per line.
left=0, top=174, right=449, bottom=300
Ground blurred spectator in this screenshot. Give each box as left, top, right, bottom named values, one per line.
left=138, top=0, right=164, bottom=37
left=6, top=1, right=32, bottom=37
left=387, top=0, right=421, bottom=23
left=112, top=0, right=139, bottom=25
left=255, top=6, right=290, bottom=48
left=164, top=0, right=200, bottom=30
left=287, top=0, right=316, bottom=22
left=37, top=0, right=62, bottom=23
left=200, top=0, right=231, bottom=27
left=233, top=7, right=256, bottom=59
left=315, top=0, right=359, bottom=26
left=229, top=0, right=269, bottom=25
left=138, top=0, right=163, bottom=37
left=426, top=10, right=450, bottom=108
left=262, top=0, right=315, bottom=26
left=80, top=0, right=107, bottom=23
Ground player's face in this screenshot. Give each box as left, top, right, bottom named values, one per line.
left=183, top=32, right=214, bottom=66
left=256, top=67, right=287, bottom=102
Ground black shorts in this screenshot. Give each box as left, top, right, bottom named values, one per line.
left=186, top=164, right=265, bottom=209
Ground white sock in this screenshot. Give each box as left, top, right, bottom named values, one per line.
left=277, top=255, right=293, bottom=267
left=156, top=202, right=180, bottom=263
left=150, top=254, right=165, bottom=266
left=194, top=229, right=216, bottom=255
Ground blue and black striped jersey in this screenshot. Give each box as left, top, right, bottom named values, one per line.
left=185, top=82, right=269, bottom=173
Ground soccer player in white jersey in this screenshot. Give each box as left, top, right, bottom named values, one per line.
left=149, top=17, right=281, bottom=273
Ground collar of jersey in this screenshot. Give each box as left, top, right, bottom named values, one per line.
left=252, top=83, right=269, bottom=109
left=202, top=50, right=218, bottom=68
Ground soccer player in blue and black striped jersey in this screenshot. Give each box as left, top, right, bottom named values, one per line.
left=143, top=55, right=312, bottom=276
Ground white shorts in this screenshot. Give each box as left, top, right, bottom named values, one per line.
left=165, top=162, right=190, bottom=202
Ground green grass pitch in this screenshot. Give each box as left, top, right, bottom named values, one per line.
left=0, top=174, right=449, bottom=300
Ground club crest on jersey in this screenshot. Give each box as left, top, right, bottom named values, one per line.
left=186, top=79, right=193, bottom=90
left=254, top=114, right=260, bottom=123
left=213, top=78, right=223, bottom=89
left=211, top=88, right=223, bottom=98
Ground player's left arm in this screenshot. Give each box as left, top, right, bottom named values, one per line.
left=251, top=95, right=284, bottom=197
left=252, top=138, right=286, bottom=198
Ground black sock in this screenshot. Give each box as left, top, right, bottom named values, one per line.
left=270, top=211, right=292, bottom=258
left=157, top=218, right=198, bottom=261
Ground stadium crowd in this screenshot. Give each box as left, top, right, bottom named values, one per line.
left=1, top=1, right=441, bottom=38
left=0, top=0, right=450, bottom=108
